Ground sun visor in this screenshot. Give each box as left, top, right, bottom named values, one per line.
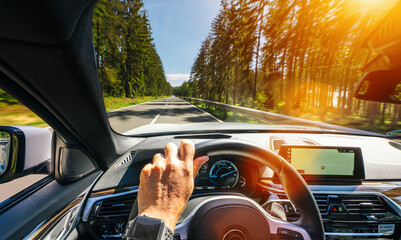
left=0, top=0, right=93, bottom=44
left=362, top=1, right=401, bottom=72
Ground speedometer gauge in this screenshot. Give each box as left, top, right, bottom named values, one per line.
left=209, top=160, right=239, bottom=188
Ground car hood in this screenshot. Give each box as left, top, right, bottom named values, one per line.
left=123, top=122, right=384, bottom=137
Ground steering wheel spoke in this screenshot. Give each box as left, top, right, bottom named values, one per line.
left=267, top=215, right=311, bottom=240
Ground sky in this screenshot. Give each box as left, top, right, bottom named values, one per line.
left=142, top=0, right=221, bottom=87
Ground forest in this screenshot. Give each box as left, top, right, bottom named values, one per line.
left=93, top=0, right=172, bottom=97
left=175, top=0, right=401, bottom=132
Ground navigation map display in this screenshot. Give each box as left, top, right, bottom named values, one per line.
left=278, top=146, right=364, bottom=180
left=291, top=148, right=354, bottom=175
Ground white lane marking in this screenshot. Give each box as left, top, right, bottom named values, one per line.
left=190, top=102, right=223, bottom=123
left=150, top=114, right=160, bottom=125
left=149, top=103, right=168, bottom=124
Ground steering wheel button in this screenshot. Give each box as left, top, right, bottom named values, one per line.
left=277, top=228, right=291, bottom=235
left=291, top=230, right=303, bottom=239
left=98, top=223, right=108, bottom=230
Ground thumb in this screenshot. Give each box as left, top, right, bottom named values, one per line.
left=192, top=155, right=209, bottom=179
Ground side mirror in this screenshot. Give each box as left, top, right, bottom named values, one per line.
left=0, top=126, right=52, bottom=183
left=0, top=131, right=11, bottom=176
left=354, top=69, right=401, bottom=104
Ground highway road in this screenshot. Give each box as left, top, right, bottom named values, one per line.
left=108, top=97, right=221, bottom=133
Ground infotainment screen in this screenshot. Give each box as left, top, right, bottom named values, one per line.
left=277, top=146, right=364, bottom=181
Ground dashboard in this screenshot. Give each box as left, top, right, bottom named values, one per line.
left=78, top=132, right=401, bottom=240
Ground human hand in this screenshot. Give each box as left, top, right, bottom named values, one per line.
left=137, top=140, right=209, bottom=231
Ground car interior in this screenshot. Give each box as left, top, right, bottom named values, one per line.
left=0, top=0, right=401, bottom=240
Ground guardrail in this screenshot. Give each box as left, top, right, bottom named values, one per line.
left=183, top=97, right=381, bottom=136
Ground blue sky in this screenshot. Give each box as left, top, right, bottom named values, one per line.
left=142, top=0, right=221, bottom=87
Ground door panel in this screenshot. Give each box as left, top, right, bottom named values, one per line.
left=0, top=171, right=100, bottom=240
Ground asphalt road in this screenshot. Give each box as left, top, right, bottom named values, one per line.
left=108, top=97, right=221, bottom=133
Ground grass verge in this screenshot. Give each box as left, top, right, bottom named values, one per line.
left=104, top=96, right=166, bottom=112
left=0, top=104, right=48, bottom=128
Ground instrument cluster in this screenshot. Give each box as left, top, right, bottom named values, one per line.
left=194, top=155, right=258, bottom=193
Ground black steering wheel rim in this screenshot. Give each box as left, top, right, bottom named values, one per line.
left=192, top=139, right=325, bottom=240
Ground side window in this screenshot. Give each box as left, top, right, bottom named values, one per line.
left=0, top=88, right=51, bottom=205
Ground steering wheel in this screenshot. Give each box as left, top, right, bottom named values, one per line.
left=174, top=139, right=325, bottom=240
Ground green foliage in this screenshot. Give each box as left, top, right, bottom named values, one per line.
left=103, top=96, right=166, bottom=111
left=0, top=89, right=18, bottom=105
left=173, top=82, right=192, bottom=97
left=93, top=0, right=172, bottom=98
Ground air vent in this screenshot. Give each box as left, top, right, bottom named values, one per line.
left=341, top=195, right=386, bottom=214
left=93, top=193, right=136, bottom=219
left=313, top=193, right=328, bottom=213
left=118, top=152, right=136, bottom=166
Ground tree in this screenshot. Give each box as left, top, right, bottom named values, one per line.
left=93, top=0, right=171, bottom=98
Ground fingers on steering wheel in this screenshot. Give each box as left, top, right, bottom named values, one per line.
left=140, top=163, right=153, bottom=179
left=152, top=153, right=166, bottom=170
left=180, top=140, right=195, bottom=163
left=193, top=156, right=209, bottom=179
left=164, top=142, right=178, bottom=162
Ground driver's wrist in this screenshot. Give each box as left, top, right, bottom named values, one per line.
left=138, top=211, right=177, bottom=231
left=124, top=215, right=174, bottom=240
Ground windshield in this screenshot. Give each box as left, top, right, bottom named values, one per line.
left=96, top=0, right=401, bottom=135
